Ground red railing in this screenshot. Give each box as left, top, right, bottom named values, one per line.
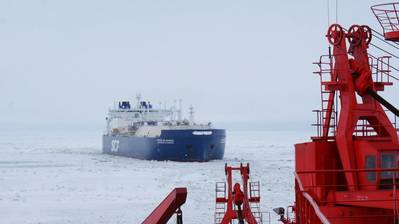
left=294, top=172, right=331, bottom=224
left=312, top=55, right=338, bottom=140
left=295, top=168, right=399, bottom=223
left=371, top=3, right=399, bottom=35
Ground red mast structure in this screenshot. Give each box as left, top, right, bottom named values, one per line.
left=278, top=3, right=399, bottom=224
left=215, top=164, right=265, bottom=224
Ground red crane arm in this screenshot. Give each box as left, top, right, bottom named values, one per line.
left=142, top=187, right=187, bottom=224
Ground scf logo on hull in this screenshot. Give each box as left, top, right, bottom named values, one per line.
left=111, top=139, right=120, bottom=152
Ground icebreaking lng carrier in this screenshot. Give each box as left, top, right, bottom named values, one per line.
left=102, top=95, right=225, bottom=161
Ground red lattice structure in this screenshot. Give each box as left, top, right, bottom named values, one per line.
left=214, top=164, right=267, bottom=224
left=372, top=3, right=399, bottom=41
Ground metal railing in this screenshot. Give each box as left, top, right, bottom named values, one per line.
left=296, top=168, right=399, bottom=223
left=372, top=3, right=399, bottom=34
left=295, top=172, right=331, bottom=224
left=214, top=182, right=226, bottom=224
left=312, top=54, right=340, bottom=139
left=312, top=53, right=399, bottom=139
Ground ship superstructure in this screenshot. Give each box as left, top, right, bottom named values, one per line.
left=102, top=95, right=225, bottom=161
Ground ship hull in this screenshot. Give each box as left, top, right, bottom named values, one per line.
left=102, top=129, right=225, bottom=162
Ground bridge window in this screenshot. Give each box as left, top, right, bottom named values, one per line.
left=365, top=155, right=376, bottom=181
left=381, top=154, right=396, bottom=179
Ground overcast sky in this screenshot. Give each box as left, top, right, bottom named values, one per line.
left=1, top=0, right=398, bottom=130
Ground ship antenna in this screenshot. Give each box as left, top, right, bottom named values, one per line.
left=178, top=99, right=183, bottom=122
left=189, top=105, right=195, bottom=124
left=172, top=100, right=177, bottom=121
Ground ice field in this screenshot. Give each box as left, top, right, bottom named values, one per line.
left=0, top=129, right=310, bottom=224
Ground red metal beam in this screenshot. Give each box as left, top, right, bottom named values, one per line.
left=219, top=164, right=259, bottom=224
left=142, top=187, right=187, bottom=224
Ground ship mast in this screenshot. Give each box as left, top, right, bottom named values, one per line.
left=189, top=105, right=195, bottom=124
left=178, top=99, right=182, bottom=122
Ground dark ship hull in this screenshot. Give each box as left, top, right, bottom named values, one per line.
left=102, top=129, right=225, bottom=162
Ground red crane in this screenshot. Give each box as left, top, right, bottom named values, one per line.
left=277, top=3, right=399, bottom=224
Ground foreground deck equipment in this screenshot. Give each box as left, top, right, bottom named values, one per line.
left=214, top=164, right=265, bottom=224
left=278, top=4, right=399, bottom=224
left=142, top=188, right=187, bottom=224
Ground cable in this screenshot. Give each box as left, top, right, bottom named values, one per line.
left=335, top=0, right=338, bottom=23
left=370, top=27, right=399, bottom=48
left=371, top=30, right=399, bottom=50
left=327, top=0, right=330, bottom=26
left=368, top=54, right=399, bottom=81
left=370, top=43, right=399, bottom=60
left=367, top=89, right=399, bottom=117
left=342, top=27, right=399, bottom=56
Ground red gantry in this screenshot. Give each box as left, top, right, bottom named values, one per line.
left=277, top=2, right=399, bottom=224
left=214, top=164, right=266, bottom=224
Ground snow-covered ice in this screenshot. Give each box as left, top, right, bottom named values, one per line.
left=0, top=129, right=310, bottom=224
